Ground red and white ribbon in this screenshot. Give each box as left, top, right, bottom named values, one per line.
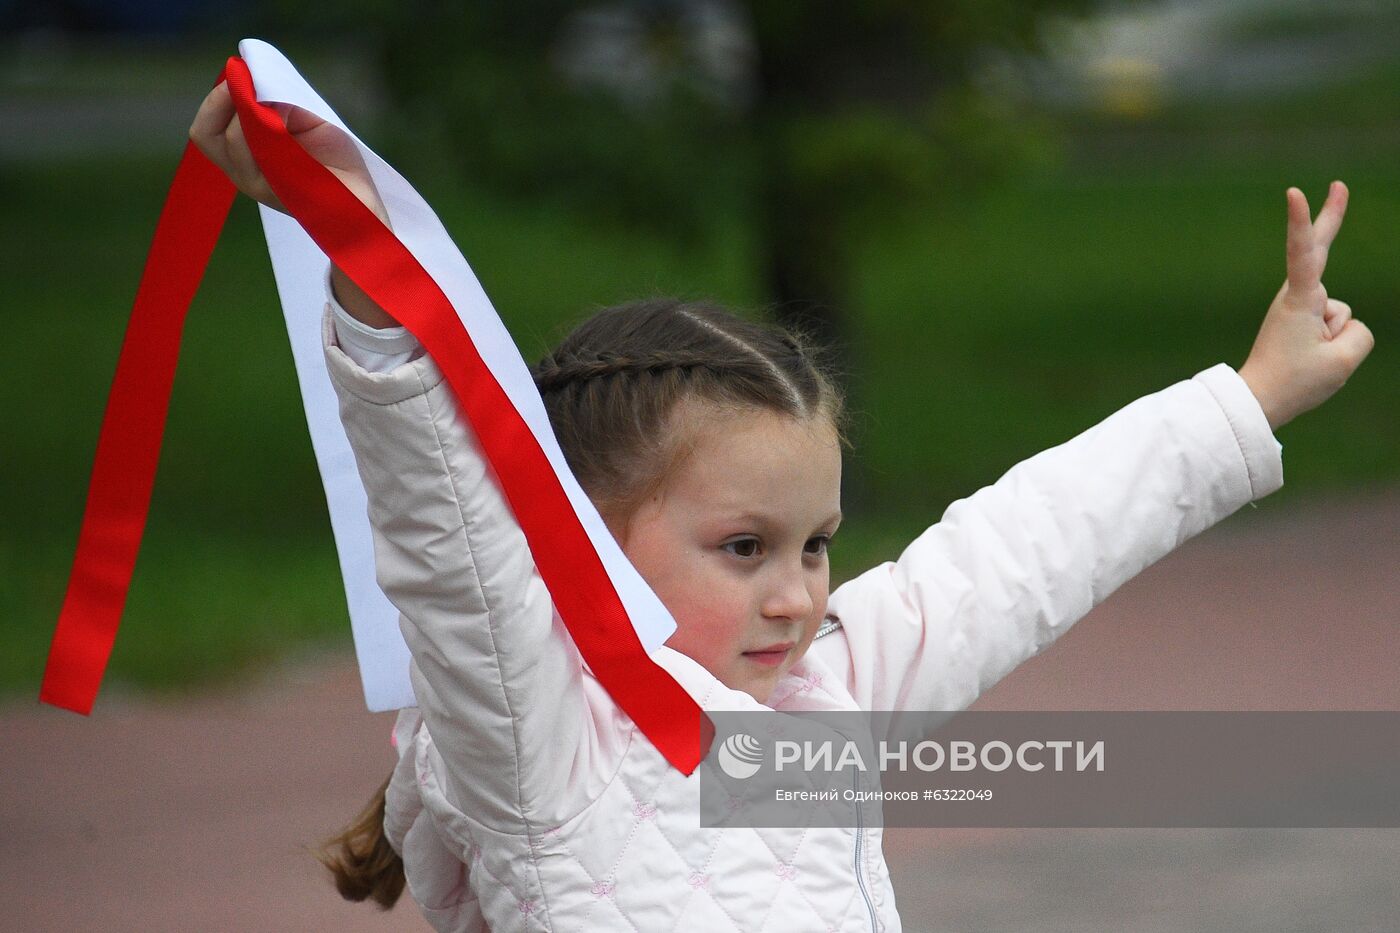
left=41, top=38, right=708, bottom=775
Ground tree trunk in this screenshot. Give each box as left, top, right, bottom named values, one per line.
left=756, top=146, right=874, bottom=514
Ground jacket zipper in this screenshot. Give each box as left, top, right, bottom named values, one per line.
left=852, top=767, right=878, bottom=931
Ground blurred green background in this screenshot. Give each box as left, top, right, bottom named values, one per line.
left=3, top=0, right=1396, bottom=700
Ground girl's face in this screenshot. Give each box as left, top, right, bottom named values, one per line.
left=610, top=402, right=842, bottom=705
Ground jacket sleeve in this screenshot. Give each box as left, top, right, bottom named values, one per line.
left=809, top=364, right=1283, bottom=723
left=319, top=299, right=617, bottom=831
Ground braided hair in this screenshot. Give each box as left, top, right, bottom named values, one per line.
left=530, top=297, right=849, bottom=525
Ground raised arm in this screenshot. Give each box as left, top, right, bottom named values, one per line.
left=321, top=281, right=621, bottom=831
left=192, top=83, right=621, bottom=828
left=812, top=363, right=1280, bottom=719
left=813, top=182, right=1372, bottom=725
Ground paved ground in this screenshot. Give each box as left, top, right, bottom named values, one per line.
left=4, top=489, right=1397, bottom=932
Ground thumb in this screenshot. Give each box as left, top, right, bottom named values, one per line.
left=1330, top=317, right=1376, bottom=371
left=272, top=101, right=324, bottom=135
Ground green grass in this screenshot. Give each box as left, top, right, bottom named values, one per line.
left=4, top=131, right=1397, bottom=700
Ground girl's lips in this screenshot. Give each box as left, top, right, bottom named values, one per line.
left=742, top=646, right=792, bottom=667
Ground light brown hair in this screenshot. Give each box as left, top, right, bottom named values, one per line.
left=316, top=772, right=405, bottom=909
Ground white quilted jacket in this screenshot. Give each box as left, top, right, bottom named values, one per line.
left=320, top=301, right=1283, bottom=932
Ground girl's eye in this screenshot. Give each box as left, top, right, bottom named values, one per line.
left=724, top=538, right=761, bottom=559
left=722, top=536, right=832, bottom=559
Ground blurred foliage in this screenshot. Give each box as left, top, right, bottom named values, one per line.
left=1218, top=1, right=1400, bottom=44
left=360, top=1, right=1091, bottom=234
left=244, top=0, right=1101, bottom=516
left=254, top=0, right=1096, bottom=349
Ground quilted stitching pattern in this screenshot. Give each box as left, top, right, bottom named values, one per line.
left=396, top=652, right=897, bottom=932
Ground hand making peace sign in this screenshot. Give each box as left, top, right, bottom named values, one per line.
left=1238, top=181, right=1375, bottom=430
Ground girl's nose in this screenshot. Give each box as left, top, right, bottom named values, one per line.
left=761, top=571, right=814, bottom=621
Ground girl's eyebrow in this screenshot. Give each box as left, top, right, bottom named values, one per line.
left=714, top=509, right=843, bottom=528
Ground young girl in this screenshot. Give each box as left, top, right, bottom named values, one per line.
left=191, top=83, right=1372, bottom=932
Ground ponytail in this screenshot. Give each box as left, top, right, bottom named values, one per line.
left=316, top=770, right=406, bottom=909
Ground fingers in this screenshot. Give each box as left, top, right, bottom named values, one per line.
left=1285, top=187, right=1318, bottom=290
left=280, top=102, right=325, bottom=135
left=190, top=81, right=271, bottom=206
left=188, top=79, right=295, bottom=212
left=223, top=114, right=282, bottom=211
left=1323, top=298, right=1352, bottom=339
left=189, top=80, right=236, bottom=169
left=1332, top=317, right=1375, bottom=371
left=1312, top=180, right=1349, bottom=250
left=1285, top=182, right=1349, bottom=293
